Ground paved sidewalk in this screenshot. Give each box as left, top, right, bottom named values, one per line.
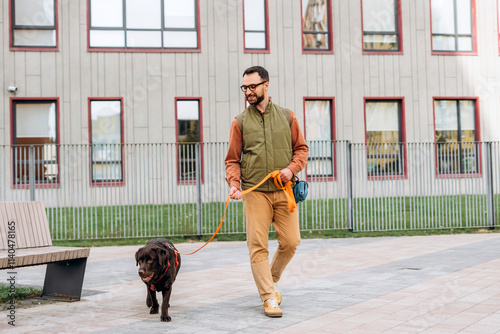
left=2, top=233, right=500, bottom=333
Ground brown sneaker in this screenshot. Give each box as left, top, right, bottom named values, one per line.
left=274, top=282, right=281, bottom=305
left=264, top=298, right=282, bottom=317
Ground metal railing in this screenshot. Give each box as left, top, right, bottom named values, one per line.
left=0, top=141, right=498, bottom=240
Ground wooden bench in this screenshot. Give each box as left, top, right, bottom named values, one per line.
left=0, top=201, right=90, bottom=301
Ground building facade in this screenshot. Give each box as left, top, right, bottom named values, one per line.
left=1, top=0, right=500, bottom=184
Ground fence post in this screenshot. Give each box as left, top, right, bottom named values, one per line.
left=196, top=143, right=202, bottom=236
left=485, top=142, right=495, bottom=229
left=346, top=141, right=354, bottom=232
left=29, top=145, right=35, bottom=201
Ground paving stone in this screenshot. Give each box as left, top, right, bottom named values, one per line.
left=1, top=233, right=499, bottom=333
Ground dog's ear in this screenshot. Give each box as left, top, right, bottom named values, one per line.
left=154, top=246, right=168, bottom=266
left=135, top=247, right=143, bottom=266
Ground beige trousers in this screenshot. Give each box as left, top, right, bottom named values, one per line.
left=242, top=190, right=301, bottom=301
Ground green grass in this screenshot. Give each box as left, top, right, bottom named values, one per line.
left=0, top=283, right=42, bottom=303
left=47, top=194, right=499, bottom=245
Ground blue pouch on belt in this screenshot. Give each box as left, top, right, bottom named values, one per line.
left=293, top=177, right=308, bottom=203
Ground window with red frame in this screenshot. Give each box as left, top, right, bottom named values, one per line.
left=365, top=99, right=405, bottom=177
left=361, top=0, right=401, bottom=52
left=243, top=0, right=268, bottom=51
left=301, top=0, right=332, bottom=52
left=90, top=99, right=124, bottom=183
left=11, top=0, right=57, bottom=48
left=89, top=0, right=198, bottom=50
left=434, top=99, right=478, bottom=175
left=12, top=99, right=59, bottom=185
left=431, top=0, right=475, bottom=53
left=304, top=99, right=335, bottom=178
left=176, top=99, right=202, bottom=182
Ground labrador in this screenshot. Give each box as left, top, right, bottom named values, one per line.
left=135, top=238, right=181, bottom=322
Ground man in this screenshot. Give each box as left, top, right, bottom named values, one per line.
left=225, top=66, right=309, bottom=317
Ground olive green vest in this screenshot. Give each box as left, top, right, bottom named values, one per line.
left=238, top=101, right=292, bottom=192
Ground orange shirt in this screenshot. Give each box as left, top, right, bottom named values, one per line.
left=225, top=110, right=309, bottom=190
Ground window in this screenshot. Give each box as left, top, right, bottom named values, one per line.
left=176, top=98, right=203, bottom=182
left=431, top=0, right=476, bottom=54
left=304, top=98, right=335, bottom=179
left=243, top=0, right=269, bottom=52
left=361, top=0, right=402, bottom=53
left=434, top=98, right=479, bottom=175
left=11, top=0, right=57, bottom=49
left=11, top=99, right=59, bottom=186
left=89, top=99, right=124, bottom=184
left=88, top=0, right=199, bottom=51
left=365, top=99, right=406, bottom=178
left=301, top=0, right=333, bottom=53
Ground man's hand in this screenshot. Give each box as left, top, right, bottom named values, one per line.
left=229, top=186, right=242, bottom=200
left=279, top=168, right=293, bottom=184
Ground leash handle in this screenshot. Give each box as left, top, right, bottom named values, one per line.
left=176, top=170, right=296, bottom=256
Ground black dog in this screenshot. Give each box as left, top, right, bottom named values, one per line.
left=135, top=238, right=181, bottom=322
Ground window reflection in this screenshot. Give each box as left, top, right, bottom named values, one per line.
left=362, top=0, right=399, bottom=51
left=177, top=100, right=201, bottom=181
left=365, top=101, right=404, bottom=177
left=12, top=0, right=57, bottom=47
left=431, top=0, right=473, bottom=52
left=302, top=0, right=330, bottom=50
left=13, top=101, right=58, bottom=184
left=89, top=0, right=198, bottom=49
left=305, top=99, right=333, bottom=177
left=435, top=99, right=478, bottom=174
left=90, top=100, right=123, bottom=182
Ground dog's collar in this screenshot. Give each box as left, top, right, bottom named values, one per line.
left=149, top=247, right=179, bottom=292
left=150, top=263, right=170, bottom=291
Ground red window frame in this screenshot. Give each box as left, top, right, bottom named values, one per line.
left=363, top=97, right=408, bottom=180
left=10, top=97, right=61, bottom=188
left=301, top=0, right=334, bottom=54
left=9, top=0, right=59, bottom=51
left=432, top=97, right=482, bottom=178
left=175, top=97, right=204, bottom=184
left=497, top=0, right=500, bottom=54
left=429, top=0, right=477, bottom=55
left=243, top=0, right=270, bottom=53
left=360, top=0, right=403, bottom=55
left=88, top=97, right=125, bottom=187
left=87, top=0, right=201, bottom=53
left=303, top=97, right=336, bottom=181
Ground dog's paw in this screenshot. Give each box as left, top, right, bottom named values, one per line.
left=150, top=307, right=159, bottom=314
left=161, top=315, right=172, bottom=322
left=146, top=298, right=152, bottom=308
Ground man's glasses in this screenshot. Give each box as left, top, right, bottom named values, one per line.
left=240, top=81, right=267, bottom=92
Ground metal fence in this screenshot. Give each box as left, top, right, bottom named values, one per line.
left=0, top=141, right=498, bottom=240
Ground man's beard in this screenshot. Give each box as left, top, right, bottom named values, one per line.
left=251, top=93, right=265, bottom=106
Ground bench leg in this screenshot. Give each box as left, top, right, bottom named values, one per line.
left=41, top=257, right=88, bottom=301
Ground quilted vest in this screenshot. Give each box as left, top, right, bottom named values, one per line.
left=239, top=101, right=292, bottom=192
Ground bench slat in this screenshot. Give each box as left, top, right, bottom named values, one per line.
left=17, top=202, right=34, bottom=249
left=34, top=201, right=52, bottom=246
left=0, top=205, right=10, bottom=250
left=0, top=202, right=53, bottom=250
left=0, top=246, right=90, bottom=269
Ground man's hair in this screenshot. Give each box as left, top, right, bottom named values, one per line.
left=243, top=66, right=269, bottom=81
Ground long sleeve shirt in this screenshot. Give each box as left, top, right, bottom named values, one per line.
left=224, top=109, right=309, bottom=190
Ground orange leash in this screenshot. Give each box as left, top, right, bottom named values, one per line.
left=175, top=170, right=296, bottom=255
